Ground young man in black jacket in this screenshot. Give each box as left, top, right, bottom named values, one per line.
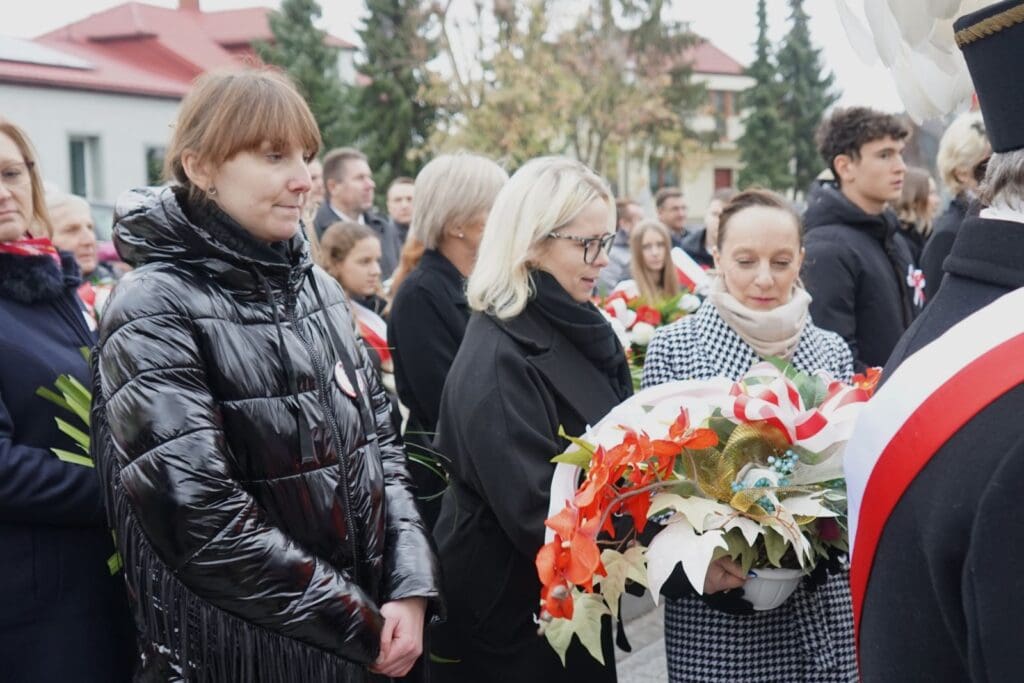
left=802, top=107, right=921, bottom=372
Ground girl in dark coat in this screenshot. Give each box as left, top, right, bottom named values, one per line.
left=430, top=157, right=629, bottom=682
left=0, top=119, right=134, bottom=682
left=387, top=153, right=507, bottom=530
left=92, top=69, right=440, bottom=682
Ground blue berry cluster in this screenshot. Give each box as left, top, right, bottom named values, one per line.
left=767, top=450, right=799, bottom=487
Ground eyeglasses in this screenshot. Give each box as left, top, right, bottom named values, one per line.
left=546, top=231, right=616, bottom=265
left=0, top=162, right=33, bottom=189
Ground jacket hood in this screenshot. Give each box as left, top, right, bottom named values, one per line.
left=113, top=186, right=312, bottom=290
left=803, top=183, right=898, bottom=241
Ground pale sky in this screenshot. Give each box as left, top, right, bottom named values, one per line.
left=3, top=0, right=905, bottom=113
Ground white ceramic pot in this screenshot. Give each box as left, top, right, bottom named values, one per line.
left=744, top=566, right=804, bottom=611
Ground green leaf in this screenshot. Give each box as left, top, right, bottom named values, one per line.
left=595, top=546, right=647, bottom=621
left=54, top=375, right=91, bottom=424
left=107, top=551, right=123, bottom=575
left=51, top=448, right=94, bottom=468
left=796, top=373, right=829, bottom=410
left=763, top=356, right=801, bottom=381
left=35, top=386, right=73, bottom=414
left=551, top=450, right=593, bottom=468
left=762, top=526, right=787, bottom=567
left=718, top=526, right=757, bottom=574
left=55, top=418, right=90, bottom=451
left=543, top=589, right=610, bottom=666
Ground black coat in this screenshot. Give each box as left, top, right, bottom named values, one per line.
left=387, top=250, right=469, bottom=529
left=429, top=303, right=622, bottom=682
left=96, top=187, right=440, bottom=680
left=314, top=202, right=401, bottom=279
left=0, top=251, right=134, bottom=682
left=859, top=216, right=1024, bottom=682
left=919, top=194, right=971, bottom=302
left=802, top=184, right=918, bottom=372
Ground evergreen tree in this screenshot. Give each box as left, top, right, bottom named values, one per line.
left=737, top=0, right=792, bottom=192
left=352, top=0, right=437, bottom=190
left=255, top=0, right=353, bottom=151
left=776, top=0, right=839, bottom=197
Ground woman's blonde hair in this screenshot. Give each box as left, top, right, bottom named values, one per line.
left=0, top=118, right=52, bottom=237
left=164, top=68, right=321, bottom=202
left=629, top=220, right=679, bottom=302
left=895, top=167, right=935, bottom=236
left=467, top=156, right=614, bottom=319
left=936, top=110, right=990, bottom=197
left=412, top=152, right=507, bottom=249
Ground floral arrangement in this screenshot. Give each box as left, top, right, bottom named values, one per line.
left=535, top=360, right=879, bottom=664
left=600, top=281, right=701, bottom=387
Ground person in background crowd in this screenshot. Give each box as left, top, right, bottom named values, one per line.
left=388, top=152, right=507, bottom=532
left=643, top=189, right=855, bottom=683
left=92, top=69, right=440, bottom=680
left=628, top=219, right=680, bottom=303
left=315, top=147, right=401, bottom=278
left=47, top=192, right=118, bottom=318
left=894, top=167, right=939, bottom=263
left=0, top=118, right=135, bottom=682
left=386, top=176, right=415, bottom=249
left=802, top=107, right=918, bottom=372
left=302, top=156, right=325, bottom=261
left=596, top=196, right=643, bottom=294
left=851, top=5, right=1024, bottom=678
left=920, top=110, right=990, bottom=301
left=431, top=156, right=626, bottom=682
left=655, top=187, right=689, bottom=249
left=320, top=220, right=401, bottom=433
left=682, top=187, right=737, bottom=268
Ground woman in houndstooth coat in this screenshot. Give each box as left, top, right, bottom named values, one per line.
left=642, top=190, right=858, bottom=682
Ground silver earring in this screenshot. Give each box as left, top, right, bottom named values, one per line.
left=457, top=232, right=465, bottom=239
left=208, top=186, right=217, bottom=197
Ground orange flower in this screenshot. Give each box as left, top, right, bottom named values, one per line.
left=634, top=305, right=662, bottom=326
left=853, top=367, right=882, bottom=397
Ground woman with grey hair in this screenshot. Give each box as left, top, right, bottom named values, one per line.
left=387, top=152, right=508, bottom=530
left=920, top=110, right=990, bottom=299
left=430, top=156, right=626, bottom=682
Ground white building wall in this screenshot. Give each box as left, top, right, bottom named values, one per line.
left=0, top=83, right=180, bottom=204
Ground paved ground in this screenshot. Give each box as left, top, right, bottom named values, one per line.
left=616, top=592, right=668, bottom=682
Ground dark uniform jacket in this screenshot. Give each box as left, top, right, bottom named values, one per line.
left=95, top=187, right=440, bottom=681
left=0, top=251, right=134, bottom=682
left=429, top=302, right=622, bottom=682
left=802, top=184, right=918, bottom=372
left=860, top=215, right=1024, bottom=682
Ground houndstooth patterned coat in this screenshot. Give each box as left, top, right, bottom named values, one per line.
left=642, top=301, right=858, bottom=683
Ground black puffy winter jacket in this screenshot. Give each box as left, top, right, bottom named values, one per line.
left=93, top=187, right=440, bottom=681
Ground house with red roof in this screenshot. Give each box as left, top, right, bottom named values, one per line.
left=0, top=0, right=355, bottom=207
left=615, top=37, right=754, bottom=220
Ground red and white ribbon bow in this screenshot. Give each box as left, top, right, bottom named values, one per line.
left=906, top=265, right=926, bottom=307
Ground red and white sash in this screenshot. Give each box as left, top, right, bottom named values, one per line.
left=350, top=299, right=392, bottom=369
left=845, top=287, right=1024, bottom=647
left=671, top=247, right=709, bottom=293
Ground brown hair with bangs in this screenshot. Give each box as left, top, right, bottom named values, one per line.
left=164, top=68, right=321, bottom=201
left=0, top=118, right=53, bottom=237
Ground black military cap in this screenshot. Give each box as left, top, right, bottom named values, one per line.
left=955, top=0, right=1024, bottom=153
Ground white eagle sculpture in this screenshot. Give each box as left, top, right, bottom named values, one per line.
left=833, top=0, right=995, bottom=121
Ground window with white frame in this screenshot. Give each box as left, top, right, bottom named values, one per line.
left=69, top=135, right=101, bottom=199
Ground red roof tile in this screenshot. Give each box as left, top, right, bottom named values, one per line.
left=685, top=39, right=745, bottom=76
left=0, top=1, right=353, bottom=98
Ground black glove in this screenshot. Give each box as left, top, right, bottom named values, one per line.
left=802, top=548, right=845, bottom=592
left=658, top=563, right=697, bottom=601
left=701, top=588, right=754, bottom=615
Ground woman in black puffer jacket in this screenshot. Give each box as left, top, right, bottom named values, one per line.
left=92, top=69, right=440, bottom=682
